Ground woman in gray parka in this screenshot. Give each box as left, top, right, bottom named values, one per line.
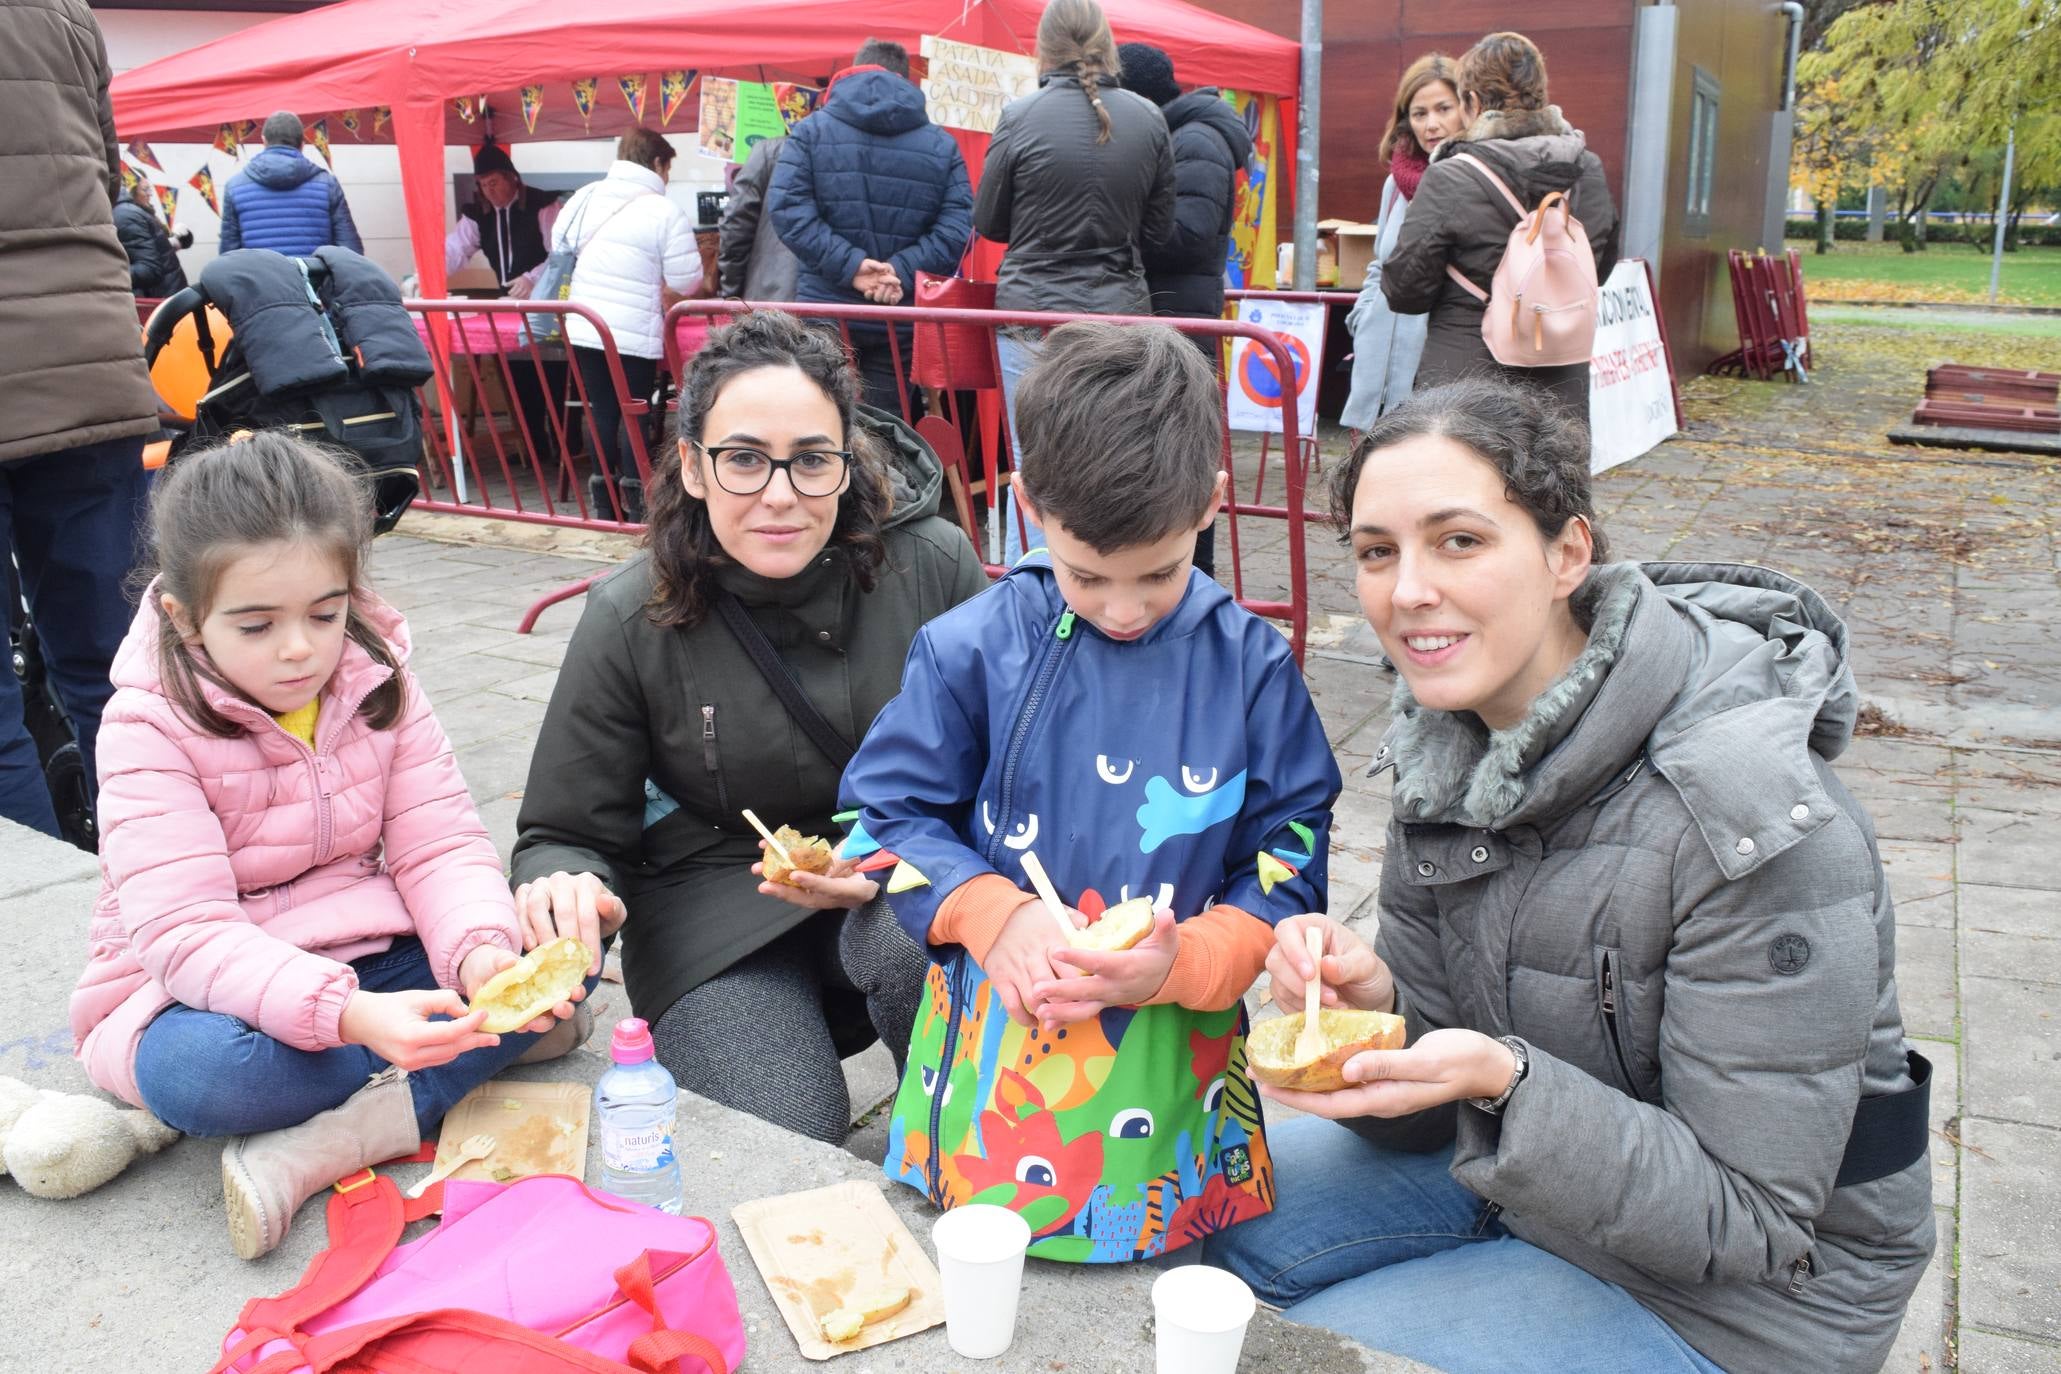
left=1207, top=378, right=1935, bottom=1374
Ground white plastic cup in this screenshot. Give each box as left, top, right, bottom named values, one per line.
left=931, top=1204, right=1033, bottom=1359
left=1152, top=1264, right=1257, bottom=1374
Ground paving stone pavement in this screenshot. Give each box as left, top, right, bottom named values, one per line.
left=5, top=314, right=2057, bottom=1368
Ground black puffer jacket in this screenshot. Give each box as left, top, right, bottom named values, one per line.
left=1381, top=105, right=1618, bottom=416
left=114, top=198, right=188, bottom=298
left=511, top=410, right=990, bottom=1025
left=1142, top=89, right=1250, bottom=318
left=975, top=73, right=1174, bottom=316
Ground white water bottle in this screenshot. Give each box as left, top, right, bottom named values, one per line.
left=594, top=1017, right=682, bottom=1214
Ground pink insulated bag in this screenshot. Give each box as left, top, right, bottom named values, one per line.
left=216, top=1172, right=747, bottom=1374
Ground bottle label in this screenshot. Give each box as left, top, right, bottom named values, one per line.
left=601, top=1110, right=676, bottom=1174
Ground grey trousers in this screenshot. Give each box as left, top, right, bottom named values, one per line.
left=650, top=898, right=928, bottom=1144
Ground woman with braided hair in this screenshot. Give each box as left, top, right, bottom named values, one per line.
left=975, top=0, right=1174, bottom=561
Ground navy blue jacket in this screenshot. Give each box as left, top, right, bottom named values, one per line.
left=768, top=69, right=972, bottom=308
left=219, top=145, right=363, bottom=257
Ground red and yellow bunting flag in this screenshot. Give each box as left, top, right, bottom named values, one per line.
left=118, top=162, right=140, bottom=195
left=154, top=183, right=179, bottom=226
left=305, top=118, right=333, bottom=168
left=212, top=124, right=240, bottom=156
left=454, top=95, right=478, bottom=124
left=659, top=69, right=694, bottom=126
left=237, top=119, right=260, bottom=145
left=773, top=82, right=819, bottom=131
left=618, top=73, right=647, bottom=124
left=372, top=107, right=391, bottom=137
left=339, top=109, right=362, bottom=140
left=521, top=84, right=544, bottom=135
left=126, top=141, right=163, bottom=173
left=572, top=77, right=599, bottom=127
left=187, top=164, right=220, bottom=215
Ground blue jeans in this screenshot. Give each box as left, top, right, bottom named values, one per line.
left=134, top=936, right=601, bottom=1138
left=996, top=332, right=1045, bottom=567
left=0, top=436, right=149, bottom=836
left=1203, top=1118, right=1725, bottom=1374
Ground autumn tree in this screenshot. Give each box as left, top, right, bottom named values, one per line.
left=1794, top=0, right=2058, bottom=252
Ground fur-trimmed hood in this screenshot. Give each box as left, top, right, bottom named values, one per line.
left=1439, top=103, right=1590, bottom=178
left=1380, top=560, right=1859, bottom=879
left=1454, top=103, right=1577, bottom=147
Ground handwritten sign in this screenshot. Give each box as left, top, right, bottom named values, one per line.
left=1587, top=260, right=1678, bottom=473
left=733, top=81, right=786, bottom=161
left=919, top=35, right=1038, bottom=134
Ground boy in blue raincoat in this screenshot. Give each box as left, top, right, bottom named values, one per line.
left=839, top=322, right=1341, bottom=1262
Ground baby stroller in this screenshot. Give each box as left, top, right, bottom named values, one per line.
left=5, top=556, right=94, bottom=851
left=142, top=247, right=431, bottom=534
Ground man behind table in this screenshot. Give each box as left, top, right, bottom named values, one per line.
left=445, top=140, right=567, bottom=466
left=447, top=141, right=561, bottom=300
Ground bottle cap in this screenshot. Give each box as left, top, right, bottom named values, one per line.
left=610, top=1016, right=656, bottom=1064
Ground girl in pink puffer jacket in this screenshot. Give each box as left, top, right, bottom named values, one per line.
left=69, top=434, right=597, bottom=1260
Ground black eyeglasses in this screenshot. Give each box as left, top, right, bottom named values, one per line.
left=694, top=443, right=852, bottom=498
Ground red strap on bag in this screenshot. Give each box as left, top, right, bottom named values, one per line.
left=616, top=1255, right=728, bottom=1374
left=219, top=1170, right=728, bottom=1374
left=258, top=1309, right=650, bottom=1374
left=217, top=1163, right=448, bottom=1374
left=911, top=238, right=999, bottom=391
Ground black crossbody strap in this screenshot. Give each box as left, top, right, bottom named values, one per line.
left=1835, top=1049, right=1932, bottom=1188
left=713, top=591, right=855, bottom=770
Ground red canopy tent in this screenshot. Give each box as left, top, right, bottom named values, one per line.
left=113, top=0, right=1299, bottom=299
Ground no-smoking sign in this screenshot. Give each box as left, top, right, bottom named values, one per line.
left=1226, top=300, right=1325, bottom=435
left=1235, top=332, right=1313, bottom=409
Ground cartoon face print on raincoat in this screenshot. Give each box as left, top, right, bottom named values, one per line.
left=843, top=558, right=1342, bottom=1262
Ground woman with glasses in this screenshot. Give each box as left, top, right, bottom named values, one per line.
left=511, top=311, right=989, bottom=1142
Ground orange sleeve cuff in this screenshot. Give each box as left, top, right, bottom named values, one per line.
left=1147, top=904, right=1275, bottom=1012
left=929, top=873, right=1027, bottom=965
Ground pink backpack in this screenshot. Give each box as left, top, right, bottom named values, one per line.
left=216, top=1172, right=748, bottom=1374
left=1442, top=152, right=1598, bottom=367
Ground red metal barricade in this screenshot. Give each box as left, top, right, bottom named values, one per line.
left=1710, top=250, right=1812, bottom=383
left=661, top=299, right=1315, bottom=665
left=404, top=299, right=659, bottom=529
left=392, top=297, right=1314, bottom=662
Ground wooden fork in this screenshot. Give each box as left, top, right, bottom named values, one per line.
left=407, top=1132, right=496, bottom=1199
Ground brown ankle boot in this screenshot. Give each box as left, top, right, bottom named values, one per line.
left=222, top=1067, right=419, bottom=1260
left=515, top=1002, right=596, bottom=1066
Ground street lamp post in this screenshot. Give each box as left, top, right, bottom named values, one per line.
left=1988, top=122, right=2016, bottom=306
left=1292, top=0, right=1321, bottom=290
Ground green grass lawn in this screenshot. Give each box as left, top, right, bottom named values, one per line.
left=1783, top=238, right=2061, bottom=307
left=1808, top=304, right=2061, bottom=339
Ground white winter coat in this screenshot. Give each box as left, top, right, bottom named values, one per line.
left=553, top=162, right=701, bottom=359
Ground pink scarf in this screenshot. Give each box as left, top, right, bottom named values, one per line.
left=1390, top=140, right=1431, bottom=201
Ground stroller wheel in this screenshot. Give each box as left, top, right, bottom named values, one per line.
left=43, top=740, right=95, bottom=854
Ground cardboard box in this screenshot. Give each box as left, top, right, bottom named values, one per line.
left=1333, top=222, right=1379, bottom=290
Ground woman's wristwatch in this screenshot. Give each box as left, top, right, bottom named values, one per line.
left=1467, top=1035, right=1530, bottom=1114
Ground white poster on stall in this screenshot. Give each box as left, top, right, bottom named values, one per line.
left=1587, top=260, right=1677, bottom=473
left=919, top=35, right=1039, bottom=134
left=1227, top=298, right=1325, bottom=437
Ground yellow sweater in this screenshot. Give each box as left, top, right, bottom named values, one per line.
left=273, top=699, right=320, bottom=748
